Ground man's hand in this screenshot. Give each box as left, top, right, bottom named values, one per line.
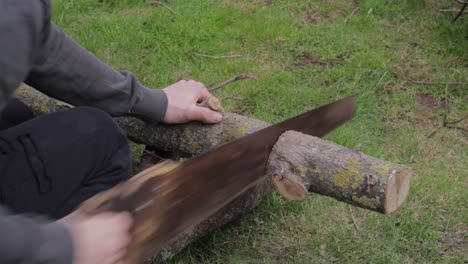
left=162, top=80, right=224, bottom=124
left=59, top=211, right=133, bottom=264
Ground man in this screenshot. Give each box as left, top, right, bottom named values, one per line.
left=0, top=0, right=223, bottom=263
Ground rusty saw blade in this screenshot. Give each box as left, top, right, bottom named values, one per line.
left=79, top=96, right=355, bottom=263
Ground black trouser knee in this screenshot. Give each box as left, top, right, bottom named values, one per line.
left=0, top=98, right=35, bottom=130
left=0, top=106, right=131, bottom=219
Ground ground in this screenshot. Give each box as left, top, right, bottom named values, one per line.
left=52, top=0, right=467, bottom=263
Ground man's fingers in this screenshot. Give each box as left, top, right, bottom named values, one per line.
left=187, top=106, right=223, bottom=124
left=108, top=250, right=126, bottom=264
left=115, top=211, right=133, bottom=230
left=193, top=82, right=211, bottom=103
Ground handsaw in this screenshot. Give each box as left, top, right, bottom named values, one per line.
left=79, top=96, right=355, bottom=263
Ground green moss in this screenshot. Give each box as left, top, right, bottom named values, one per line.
left=40, top=101, right=48, bottom=113
left=295, top=165, right=321, bottom=179
left=371, top=164, right=391, bottom=177
left=333, top=157, right=364, bottom=189
left=352, top=195, right=380, bottom=209
left=333, top=169, right=351, bottom=189
left=221, top=126, right=249, bottom=144
left=184, top=129, right=200, bottom=152
left=312, top=165, right=321, bottom=174
left=208, top=130, right=219, bottom=146
left=297, top=165, right=308, bottom=178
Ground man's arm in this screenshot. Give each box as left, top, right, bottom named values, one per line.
left=0, top=206, right=73, bottom=263
left=0, top=206, right=133, bottom=264
left=0, top=0, right=49, bottom=111
left=1, top=0, right=222, bottom=124
left=0, top=0, right=166, bottom=123
left=25, top=23, right=169, bottom=123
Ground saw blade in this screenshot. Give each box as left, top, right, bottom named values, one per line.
left=80, top=96, right=354, bottom=263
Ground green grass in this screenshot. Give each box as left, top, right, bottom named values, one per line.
left=52, top=0, right=467, bottom=263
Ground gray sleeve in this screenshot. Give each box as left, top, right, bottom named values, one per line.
left=0, top=207, right=74, bottom=264
left=0, top=0, right=168, bottom=123
left=0, top=0, right=50, bottom=111
left=25, top=24, right=168, bottom=123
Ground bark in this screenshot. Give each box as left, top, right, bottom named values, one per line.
left=15, top=85, right=411, bottom=262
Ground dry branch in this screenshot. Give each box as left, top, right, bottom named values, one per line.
left=15, top=85, right=412, bottom=262
left=194, top=53, right=242, bottom=59
left=208, top=74, right=257, bottom=91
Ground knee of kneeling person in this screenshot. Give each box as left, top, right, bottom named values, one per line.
left=68, top=107, right=126, bottom=138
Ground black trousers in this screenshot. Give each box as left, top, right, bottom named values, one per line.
left=0, top=99, right=131, bottom=219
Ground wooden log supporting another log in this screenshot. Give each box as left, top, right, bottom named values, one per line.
left=15, top=85, right=269, bottom=158
left=15, top=85, right=412, bottom=262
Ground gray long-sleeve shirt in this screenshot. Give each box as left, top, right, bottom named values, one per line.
left=0, top=0, right=169, bottom=262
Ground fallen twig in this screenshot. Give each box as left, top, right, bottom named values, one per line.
left=426, top=99, right=467, bottom=138
left=454, top=1, right=468, bottom=21
left=427, top=125, right=442, bottom=138
left=344, top=7, right=359, bottom=25
left=147, top=0, right=177, bottom=15
left=394, top=71, right=468, bottom=86
left=439, top=8, right=467, bottom=13
left=194, top=53, right=242, bottom=59
left=406, top=78, right=467, bottom=86
left=209, top=74, right=257, bottom=91
left=348, top=205, right=360, bottom=232
left=446, top=114, right=468, bottom=125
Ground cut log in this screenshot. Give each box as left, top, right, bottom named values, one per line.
left=268, top=131, right=411, bottom=214
left=15, top=85, right=412, bottom=262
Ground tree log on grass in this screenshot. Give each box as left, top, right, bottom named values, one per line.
left=15, top=85, right=412, bottom=262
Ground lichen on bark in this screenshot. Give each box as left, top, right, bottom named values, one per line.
left=333, top=157, right=364, bottom=189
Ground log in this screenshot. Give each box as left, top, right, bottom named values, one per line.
left=268, top=131, right=411, bottom=214
left=14, top=85, right=412, bottom=262
left=15, top=85, right=268, bottom=158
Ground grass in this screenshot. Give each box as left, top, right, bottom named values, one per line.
left=52, top=0, right=467, bottom=263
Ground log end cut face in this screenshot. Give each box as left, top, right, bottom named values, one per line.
left=384, top=167, right=412, bottom=214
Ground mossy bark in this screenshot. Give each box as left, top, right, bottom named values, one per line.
left=15, top=85, right=268, bottom=158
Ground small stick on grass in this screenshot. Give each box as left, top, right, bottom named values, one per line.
left=194, top=53, right=242, bottom=59
left=405, top=78, right=467, bottom=86
left=439, top=8, right=467, bottom=12
left=446, top=113, right=468, bottom=125
left=446, top=114, right=468, bottom=133
left=348, top=205, right=360, bottom=232
left=394, top=71, right=468, bottom=86
left=344, top=7, right=359, bottom=24
left=209, top=74, right=257, bottom=92
left=427, top=125, right=442, bottom=138
left=453, top=1, right=468, bottom=22
left=147, top=1, right=177, bottom=15
left=197, top=74, right=256, bottom=113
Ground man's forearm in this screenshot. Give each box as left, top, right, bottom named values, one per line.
left=0, top=207, right=73, bottom=263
